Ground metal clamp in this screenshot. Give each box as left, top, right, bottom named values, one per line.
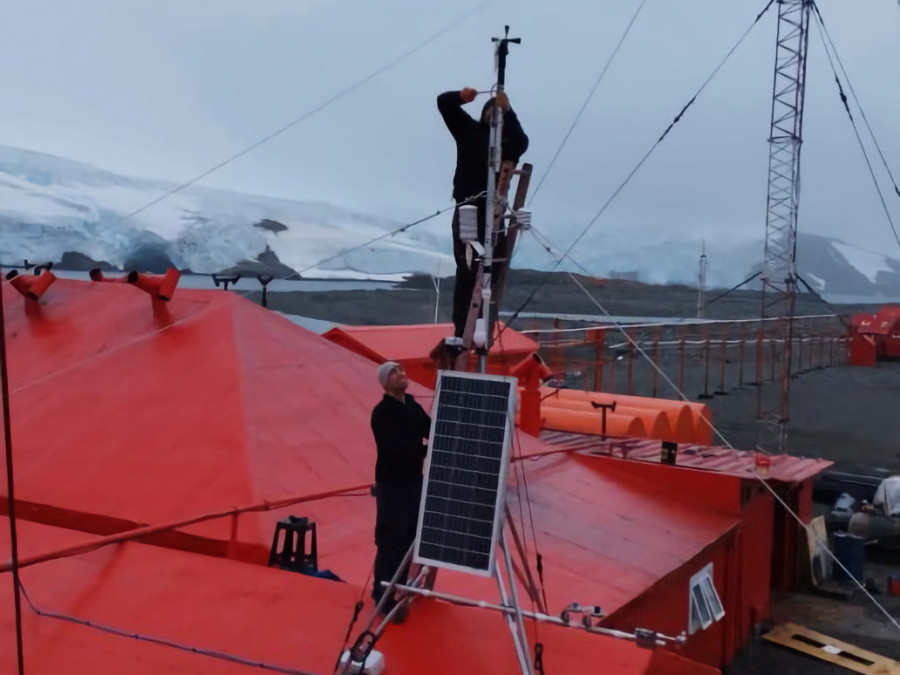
left=560, top=602, right=604, bottom=627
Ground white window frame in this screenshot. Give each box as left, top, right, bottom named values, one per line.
left=688, top=563, right=725, bottom=635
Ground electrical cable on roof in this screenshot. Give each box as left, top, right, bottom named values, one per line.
left=524, top=227, right=900, bottom=633
left=334, top=559, right=375, bottom=672
left=101, top=1, right=492, bottom=232
left=0, top=486, right=372, bottom=574
left=810, top=4, right=900, bottom=250
left=498, top=0, right=777, bottom=338
left=528, top=0, right=649, bottom=204
left=17, top=581, right=318, bottom=675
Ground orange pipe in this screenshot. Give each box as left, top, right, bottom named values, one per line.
left=127, top=267, right=181, bottom=301
left=5, top=270, right=56, bottom=300
left=544, top=390, right=702, bottom=443
left=543, top=387, right=711, bottom=444
left=540, top=406, right=646, bottom=439
left=540, top=397, right=672, bottom=442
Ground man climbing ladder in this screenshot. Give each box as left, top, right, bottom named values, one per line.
left=436, top=86, right=529, bottom=339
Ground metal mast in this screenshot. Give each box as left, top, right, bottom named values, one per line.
left=758, top=0, right=812, bottom=452
left=476, top=26, right=520, bottom=373
left=697, top=242, right=708, bottom=319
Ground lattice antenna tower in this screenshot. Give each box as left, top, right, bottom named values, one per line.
left=758, top=0, right=812, bottom=452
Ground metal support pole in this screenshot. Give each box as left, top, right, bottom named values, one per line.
left=592, top=329, right=605, bottom=392
left=770, top=331, right=777, bottom=382
left=389, top=582, right=686, bottom=648
left=478, top=26, right=521, bottom=372
left=609, top=346, right=617, bottom=394
left=716, top=336, right=727, bottom=395
left=496, top=555, right=533, bottom=675
left=500, top=534, right=533, bottom=675
left=504, top=504, right=546, bottom=613
left=1, top=278, right=26, bottom=675
left=626, top=340, right=634, bottom=395
left=755, top=330, right=764, bottom=419
left=699, top=336, right=713, bottom=400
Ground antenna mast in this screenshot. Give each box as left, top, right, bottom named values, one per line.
left=697, top=241, right=708, bottom=319
left=758, top=0, right=812, bottom=452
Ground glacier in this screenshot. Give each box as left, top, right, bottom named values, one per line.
left=0, top=144, right=454, bottom=279
left=1, top=143, right=900, bottom=297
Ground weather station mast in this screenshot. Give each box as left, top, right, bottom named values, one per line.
left=474, top=26, right=521, bottom=373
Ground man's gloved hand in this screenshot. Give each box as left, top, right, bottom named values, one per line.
left=496, top=91, right=510, bottom=111
left=460, top=87, right=478, bottom=103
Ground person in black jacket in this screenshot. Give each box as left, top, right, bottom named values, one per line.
left=370, top=360, right=432, bottom=613
left=437, top=88, right=529, bottom=337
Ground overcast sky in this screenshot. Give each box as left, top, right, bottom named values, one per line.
left=2, top=0, right=899, bottom=269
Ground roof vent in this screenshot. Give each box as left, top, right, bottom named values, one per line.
left=5, top=267, right=56, bottom=300
left=127, top=267, right=181, bottom=302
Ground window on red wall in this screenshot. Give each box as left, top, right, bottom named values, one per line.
left=689, top=563, right=725, bottom=635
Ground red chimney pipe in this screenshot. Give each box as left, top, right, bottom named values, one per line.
left=127, top=267, right=181, bottom=301
left=5, top=270, right=56, bottom=301
left=510, top=352, right=553, bottom=437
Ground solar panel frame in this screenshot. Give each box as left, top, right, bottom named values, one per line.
left=414, top=370, right=517, bottom=577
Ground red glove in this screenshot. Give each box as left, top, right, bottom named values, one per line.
left=460, top=87, right=478, bottom=103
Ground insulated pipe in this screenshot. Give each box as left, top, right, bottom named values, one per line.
left=544, top=388, right=710, bottom=442
left=540, top=406, right=646, bottom=439
left=540, top=397, right=674, bottom=442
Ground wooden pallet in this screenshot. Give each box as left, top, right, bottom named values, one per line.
left=764, top=622, right=900, bottom=674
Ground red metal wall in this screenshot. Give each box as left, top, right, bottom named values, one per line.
left=591, top=458, right=776, bottom=668
left=604, top=540, right=732, bottom=666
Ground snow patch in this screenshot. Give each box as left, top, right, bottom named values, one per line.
left=804, top=272, right=825, bottom=290
left=832, top=241, right=893, bottom=284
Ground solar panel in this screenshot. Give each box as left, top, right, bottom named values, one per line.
left=414, top=371, right=517, bottom=576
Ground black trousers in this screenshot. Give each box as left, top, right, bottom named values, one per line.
left=451, top=199, right=486, bottom=338
left=372, top=480, right=422, bottom=607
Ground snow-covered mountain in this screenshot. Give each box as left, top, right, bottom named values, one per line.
left=0, top=144, right=454, bottom=280
left=1, top=144, right=899, bottom=296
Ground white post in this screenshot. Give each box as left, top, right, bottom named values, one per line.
left=432, top=275, right=440, bottom=323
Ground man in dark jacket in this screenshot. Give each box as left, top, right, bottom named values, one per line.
left=437, top=88, right=529, bottom=337
left=370, top=360, right=432, bottom=612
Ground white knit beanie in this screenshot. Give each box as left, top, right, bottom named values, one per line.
left=377, top=361, right=401, bottom=389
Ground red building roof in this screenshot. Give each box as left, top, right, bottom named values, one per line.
left=537, top=431, right=831, bottom=484
left=0, top=278, right=779, bottom=672
left=1, top=520, right=718, bottom=674
left=323, top=322, right=539, bottom=364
